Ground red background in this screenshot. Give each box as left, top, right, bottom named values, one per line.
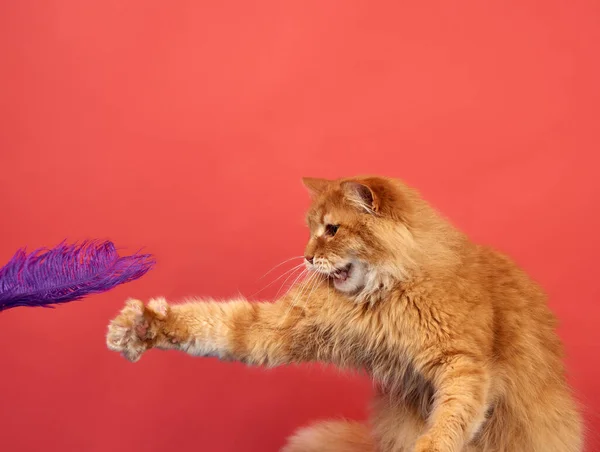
left=1, top=1, right=599, bottom=451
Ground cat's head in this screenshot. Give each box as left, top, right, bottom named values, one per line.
left=302, top=176, right=460, bottom=303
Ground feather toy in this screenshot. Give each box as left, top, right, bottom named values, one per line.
left=0, top=240, right=155, bottom=312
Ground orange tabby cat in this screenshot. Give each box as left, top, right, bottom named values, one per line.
left=107, top=176, right=583, bottom=452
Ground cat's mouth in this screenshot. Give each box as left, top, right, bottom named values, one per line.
left=331, top=263, right=352, bottom=283
left=308, top=259, right=366, bottom=294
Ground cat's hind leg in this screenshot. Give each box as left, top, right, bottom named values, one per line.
left=282, top=420, right=374, bottom=452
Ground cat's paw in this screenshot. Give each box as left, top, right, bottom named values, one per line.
left=106, top=298, right=169, bottom=362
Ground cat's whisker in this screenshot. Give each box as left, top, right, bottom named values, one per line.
left=281, top=270, right=317, bottom=323
left=275, top=265, right=306, bottom=299
left=292, top=271, right=324, bottom=320
left=277, top=268, right=310, bottom=325
left=304, top=270, right=322, bottom=306
left=256, top=256, right=304, bottom=281
left=290, top=271, right=315, bottom=308
left=286, top=268, right=309, bottom=301
left=249, top=262, right=306, bottom=298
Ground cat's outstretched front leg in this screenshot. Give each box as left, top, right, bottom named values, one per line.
left=106, top=296, right=312, bottom=365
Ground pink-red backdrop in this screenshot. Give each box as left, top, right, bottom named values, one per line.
left=1, top=1, right=599, bottom=451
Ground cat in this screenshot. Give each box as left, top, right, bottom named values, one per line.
left=106, top=175, right=583, bottom=452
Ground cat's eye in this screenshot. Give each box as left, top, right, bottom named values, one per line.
left=325, top=224, right=340, bottom=237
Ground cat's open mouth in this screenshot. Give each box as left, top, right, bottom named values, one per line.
left=331, top=263, right=352, bottom=282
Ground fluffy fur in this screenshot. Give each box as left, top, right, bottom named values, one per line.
left=106, top=175, right=583, bottom=451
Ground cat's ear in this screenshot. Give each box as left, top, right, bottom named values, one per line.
left=341, top=180, right=380, bottom=214
left=302, top=177, right=330, bottom=197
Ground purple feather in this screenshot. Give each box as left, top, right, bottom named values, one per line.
left=0, top=240, right=155, bottom=312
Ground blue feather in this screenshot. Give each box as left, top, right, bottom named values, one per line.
left=0, top=240, right=155, bottom=311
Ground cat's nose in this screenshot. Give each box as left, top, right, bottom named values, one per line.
left=305, top=255, right=314, bottom=264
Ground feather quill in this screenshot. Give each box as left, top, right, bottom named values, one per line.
left=0, top=240, right=155, bottom=312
